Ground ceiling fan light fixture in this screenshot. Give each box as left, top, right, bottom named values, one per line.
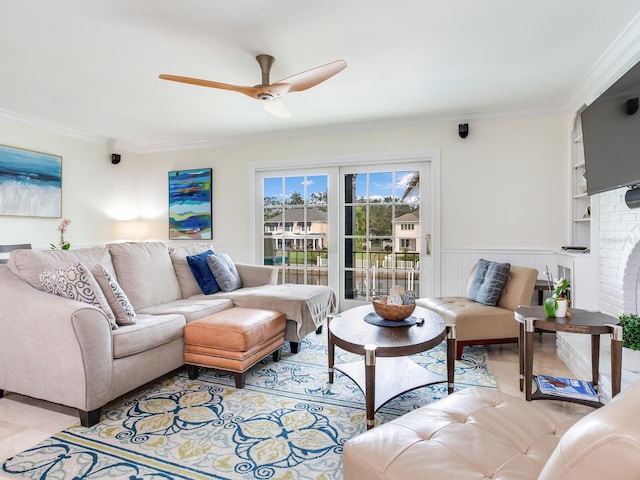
left=159, top=54, right=346, bottom=117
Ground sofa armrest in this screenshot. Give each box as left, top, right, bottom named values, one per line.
left=0, top=265, right=114, bottom=412
left=235, top=263, right=278, bottom=287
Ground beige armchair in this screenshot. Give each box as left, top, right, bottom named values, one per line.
left=418, top=263, right=537, bottom=359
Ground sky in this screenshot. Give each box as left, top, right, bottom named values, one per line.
left=263, top=170, right=419, bottom=204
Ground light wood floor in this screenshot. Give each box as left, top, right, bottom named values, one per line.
left=0, top=334, right=593, bottom=471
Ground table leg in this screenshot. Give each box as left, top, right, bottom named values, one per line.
left=591, top=334, right=600, bottom=390
left=524, top=318, right=535, bottom=401
left=327, top=315, right=335, bottom=384
left=518, top=320, right=524, bottom=392
left=364, top=344, right=377, bottom=430
left=611, top=325, right=623, bottom=397
left=446, top=325, right=456, bottom=394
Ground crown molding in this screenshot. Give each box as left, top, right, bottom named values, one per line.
left=566, top=10, right=640, bottom=112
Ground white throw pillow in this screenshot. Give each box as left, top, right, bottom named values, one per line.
left=206, top=252, right=242, bottom=292
left=91, top=264, right=137, bottom=326
left=39, top=262, right=117, bottom=329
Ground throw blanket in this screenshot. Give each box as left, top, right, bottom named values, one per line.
left=216, top=284, right=336, bottom=335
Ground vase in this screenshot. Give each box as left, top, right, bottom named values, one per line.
left=622, top=347, right=640, bottom=372
left=543, top=297, right=568, bottom=318
left=555, top=298, right=568, bottom=318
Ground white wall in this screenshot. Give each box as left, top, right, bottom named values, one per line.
left=0, top=112, right=570, bottom=262
left=140, top=113, right=571, bottom=261
left=0, top=119, right=143, bottom=248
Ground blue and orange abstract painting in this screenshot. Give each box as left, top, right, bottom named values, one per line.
left=0, top=145, right=62, bottom=217
left=168, top=168, right=212, bottom=239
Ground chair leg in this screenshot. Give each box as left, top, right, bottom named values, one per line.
left=289, top=341, right=299, bottom=354
left=187, top=364, right=199, bottom=380
left=316, top=325, right=323, bottom=334
left=233, top=372, right=247, bottom=389
left=273, top=347, right=282, bottom=362
left=456, top=342, right=464, bottom=360
left=79, top=408, right=101, bottom=427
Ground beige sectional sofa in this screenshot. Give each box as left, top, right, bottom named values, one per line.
left=0, top=242, right=335, bottom=427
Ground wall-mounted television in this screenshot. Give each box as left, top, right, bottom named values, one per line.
left=581, top=59, right=640, bottom=196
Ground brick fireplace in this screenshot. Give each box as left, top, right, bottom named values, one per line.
left=557, top=187, right=640, bottom=400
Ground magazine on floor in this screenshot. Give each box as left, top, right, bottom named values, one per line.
left=536, top=374, right=599, bottom=401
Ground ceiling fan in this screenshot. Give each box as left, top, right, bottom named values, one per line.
left=159, top=54, right=347, bottom=118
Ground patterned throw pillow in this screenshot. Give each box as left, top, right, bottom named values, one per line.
left=39, top=262, right=117, bottom=329
left=466, top=259, right=511, bottom=306
left=91, top=264, right=137, bottom=326
left=206, top=252, right=242, bottom=292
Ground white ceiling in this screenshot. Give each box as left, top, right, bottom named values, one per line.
left=2, top=1, right=640, bottom=152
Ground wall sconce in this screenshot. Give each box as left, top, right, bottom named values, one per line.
left=458, top=123, right=469, bottom=139
left=119, top=220, right=150, bottom=241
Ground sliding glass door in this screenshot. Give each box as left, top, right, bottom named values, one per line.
left=255, top=154, right=435, bottom=310
left=340, top=164, right=429, bottom=310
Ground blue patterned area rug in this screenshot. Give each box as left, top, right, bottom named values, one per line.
left=1, top=332, right=496, bottom=480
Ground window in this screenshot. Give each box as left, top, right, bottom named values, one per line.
left=254, top=152, right=438, bottom=305
left=343, top=168, right=423, bottom=301
left=262, top=174, right=329, bottom=286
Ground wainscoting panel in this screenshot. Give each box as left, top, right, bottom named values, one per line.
left=440, top=249, right=557, bottom=297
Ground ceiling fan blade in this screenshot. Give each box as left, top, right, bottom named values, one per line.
left=159, top=74, right=261, bottom=98
left=262, top=98, right=292, bottom=118
left=274, top=60, right=347, bottom=93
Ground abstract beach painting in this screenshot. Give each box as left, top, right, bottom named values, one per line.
left=0, top=145, right=62, bottom=217
left=168, top=168, right=212, bottom=239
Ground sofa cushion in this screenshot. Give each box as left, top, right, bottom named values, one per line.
left=168, top=243, right=215, bottom=298
left=137, top=298, right=234, bottom=323
left=111, top=313, right=185, bottom=359
left=91, top=263, right=137, bottom=326
left=187, top=250, right=220, bottom=295
left=207, top=252, right=242, bottom=292
left=8, top=246, right=114, bottom=291
left=466, top=259, right=511, bottom=306
left=39, top=262, right=117, bottom=329
left=418, top=296, right=517, bottom=341
left=107, top=242, right=182, bottom=310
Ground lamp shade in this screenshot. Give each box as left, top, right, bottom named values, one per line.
left=119, top=221, right=150, bottom=240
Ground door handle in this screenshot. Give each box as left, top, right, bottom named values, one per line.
left=425, top=234, right=431, bottom=256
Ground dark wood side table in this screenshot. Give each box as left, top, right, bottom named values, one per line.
left=515, top=305, right=622, bottom=407
left=328, top=304, right=455, bottom=429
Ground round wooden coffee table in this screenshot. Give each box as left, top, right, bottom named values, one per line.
left=328, top=304, right=454, bottom=429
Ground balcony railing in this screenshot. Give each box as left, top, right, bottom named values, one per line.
left=269, top=249, right=420, bottom=298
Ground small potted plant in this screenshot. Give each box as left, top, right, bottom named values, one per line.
left=619, top=313, right=640, bottom=372
left=543, top=275, right=569, bottom=318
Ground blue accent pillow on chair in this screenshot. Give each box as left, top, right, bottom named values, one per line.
left=187, top=250, right=220, bottom=294
left=466, top=258, right=511, bottom=306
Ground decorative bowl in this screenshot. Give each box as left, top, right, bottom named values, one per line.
left=371, top=296, right=416, bottom=321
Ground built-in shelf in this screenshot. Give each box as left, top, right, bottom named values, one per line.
left=566, top=108, right=599, bottom=312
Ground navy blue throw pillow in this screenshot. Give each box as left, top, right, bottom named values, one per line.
left=186, top=250, right=220, bottom=295
left=466, top=259, right=511, bottom=306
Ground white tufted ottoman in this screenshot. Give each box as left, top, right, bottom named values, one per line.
left=343, top=386, right=579, bottom=479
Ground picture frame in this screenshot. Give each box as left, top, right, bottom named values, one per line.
left=0, top=144, right=62, bottom=218
left=168, top=168, right=213, bottom=240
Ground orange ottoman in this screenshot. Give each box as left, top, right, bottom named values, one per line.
left=184, top=307, right=286, bottom=388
